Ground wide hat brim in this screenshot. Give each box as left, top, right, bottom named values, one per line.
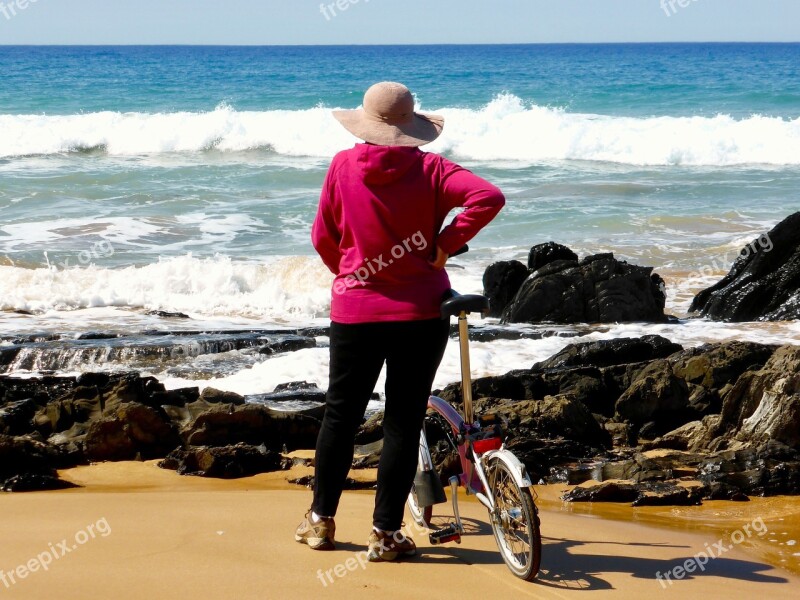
left=333, top=109, right=444, bottom=147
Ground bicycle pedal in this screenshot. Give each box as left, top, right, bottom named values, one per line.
left=429, top=524, right=462, bottom=545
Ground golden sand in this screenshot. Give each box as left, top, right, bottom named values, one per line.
left=0, top=460, right=798, bottom=599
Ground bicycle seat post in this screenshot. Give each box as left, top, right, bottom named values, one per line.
left=457, top=310, right=475, bottom=426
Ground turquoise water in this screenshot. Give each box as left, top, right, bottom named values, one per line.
left=0, top=44, right=799, bottom=351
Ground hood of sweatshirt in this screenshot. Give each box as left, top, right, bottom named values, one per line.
left=353, top=143, right=423, bottom=186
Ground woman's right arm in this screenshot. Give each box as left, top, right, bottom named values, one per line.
left=435, top=158, right=506, bottom=256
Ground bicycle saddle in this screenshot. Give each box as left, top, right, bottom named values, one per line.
left=440, top=290, right=489, bottom=318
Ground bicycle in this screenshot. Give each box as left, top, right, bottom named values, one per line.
left=407, top=290, right=542, bottom=582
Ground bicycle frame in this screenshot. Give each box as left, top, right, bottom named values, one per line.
left=411, top=292, right=543, bottom=581
left=422, top=310, right=534, bottom=516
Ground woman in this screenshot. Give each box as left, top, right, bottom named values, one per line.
left=295, top=81, right=504, bottom=562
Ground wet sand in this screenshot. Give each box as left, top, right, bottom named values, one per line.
left=0, top=461, right=798, bottom=599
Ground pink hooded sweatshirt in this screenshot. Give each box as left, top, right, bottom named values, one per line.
left=312, top=144, right=505, bottom=324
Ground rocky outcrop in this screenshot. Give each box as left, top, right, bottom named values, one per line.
left=501, top=251, right=668, bottom=324
left=528, top=242, right=579, bottom=271
left=716, top=346, right=800, bottom=449
left=479, top=395, right=609, bottom=449
left=180, top=403, right=320, bottom=450
left=159, top=444, right=288, bottom=478
left=690, top=212, right=800, bottom=321
left=532, top=336, right=682, bottom=371
left=85, top=402, right=180, bottom=462
left=0, top=434, right=77, bottom=492
left=3, top=334, right=800, bottom=503
left=482, top=261, right=529, bottom=318
left=0, top=372, right=324, bottom=490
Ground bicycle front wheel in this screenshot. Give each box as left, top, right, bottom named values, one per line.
left=486, top=457, right=542, bottom=581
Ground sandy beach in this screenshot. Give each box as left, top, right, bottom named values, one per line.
left=1, top=461, right=798, bottom=600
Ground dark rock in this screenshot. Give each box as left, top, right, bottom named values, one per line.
left=503, top=253, right=668, bottom=324
left=0, top=434, right=74, bottom=492
left=532, top=335, right=683, bottom=371
left=563, top=480, right=699, bottom=506
left=528, top=242, right=579, bottom=271
left=615, top=360, right=691, bottom=432
left=158, top=444, right=288, bottom=478
left=437, top=371, right=537, bottom=406
left=198, top=387, right=246, bottom=406
left=481, top=395, right=610, bottom=448
left=85, top=402, right=180, bottom=462
left=352, top=439, right=382, bottom=469
left=151, top=387, right=200, bottom=408
left=631, top=482, right=700, bottom=507
left=505, top=437, right=599, bottom=483
left=605, top=421, right=635, bottom=447
left=47, top=422, right=89, bottom=464
left=466, top=327, right=580, bottom=343
left=644, top=416, right=722, bottom=452
left=2, top=473, right=78, bottom=492
left=355, top=411, right=384, bottom=445
left=76, top=332, right=119, bottom=340
left=257, top=336, right=316, bottom=355
left=562, top=481, right=640, bottom=503
left=716, top=345, right=800, bottom=449
left=690, top=212, right=800, bottom=321
left=697, top=442, right=800, bottom=496
left=247, top=385, right=326, bottom=405
left=288, top=475, right=375, bottom=491
left=181, top=403, right=320, bottom=450
left=701, top=481, right=750, bottom=501
left=670, top=341, right=776, bottom=391
left=482, top=260, right=530, bottom=317
left=273, top=381, right=320, bottom=393
left=0, top=398, right=38, bottom=435
left=440, top=362, right=634, bottom=419
left=0, top=345, right=20, bottom=367
left=147, top=310, right=190, bottom=319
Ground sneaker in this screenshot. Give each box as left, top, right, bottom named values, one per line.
left=295, top=511, right=335, bottom=550
left=367, top=528, right=416, bottom=562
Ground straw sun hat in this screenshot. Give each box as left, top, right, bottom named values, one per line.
left=333, top=82, right=444, bottom=147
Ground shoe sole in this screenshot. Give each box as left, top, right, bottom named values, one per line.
left=295, top=534, right=335, bottom=551
left=367, top=548, right=416, bottom=562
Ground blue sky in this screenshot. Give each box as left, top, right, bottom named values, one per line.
left=0, top=0, right=798, bottom=45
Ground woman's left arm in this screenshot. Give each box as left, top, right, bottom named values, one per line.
left=311, top=168, right=342, bottom=275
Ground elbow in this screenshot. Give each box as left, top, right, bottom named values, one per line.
left=488, top=185, right=506, bottom=212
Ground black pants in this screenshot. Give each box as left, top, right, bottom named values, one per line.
left=312, top=318, right=450, bottom=531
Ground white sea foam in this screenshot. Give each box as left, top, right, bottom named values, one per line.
left=2, top=96, right=799, bottom=166
left=159, top=318, right=800, bottom=398
left=0, top=255, right=333, bottom=323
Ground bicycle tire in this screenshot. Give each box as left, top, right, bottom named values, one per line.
left=486, top=457, right=542, bottom=581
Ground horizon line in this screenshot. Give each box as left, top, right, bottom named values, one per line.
left=1, top=41, right=799, bottom=47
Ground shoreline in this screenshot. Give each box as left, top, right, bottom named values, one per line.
left=1, top=460, right=798, bottom=599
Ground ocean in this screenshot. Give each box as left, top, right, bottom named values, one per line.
left=1, top=43, right=800, bottom=397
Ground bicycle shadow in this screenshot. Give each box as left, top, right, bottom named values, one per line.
left=534, top=537, right=791, bottom=591
left=415, top=515, right=534, bottom=567
left=336, top=516, right=509, bottom=567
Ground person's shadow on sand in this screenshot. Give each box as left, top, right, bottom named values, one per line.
left=534, top=537, right=790, bottom=591
left=337, top=524, right=790, bottom=590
